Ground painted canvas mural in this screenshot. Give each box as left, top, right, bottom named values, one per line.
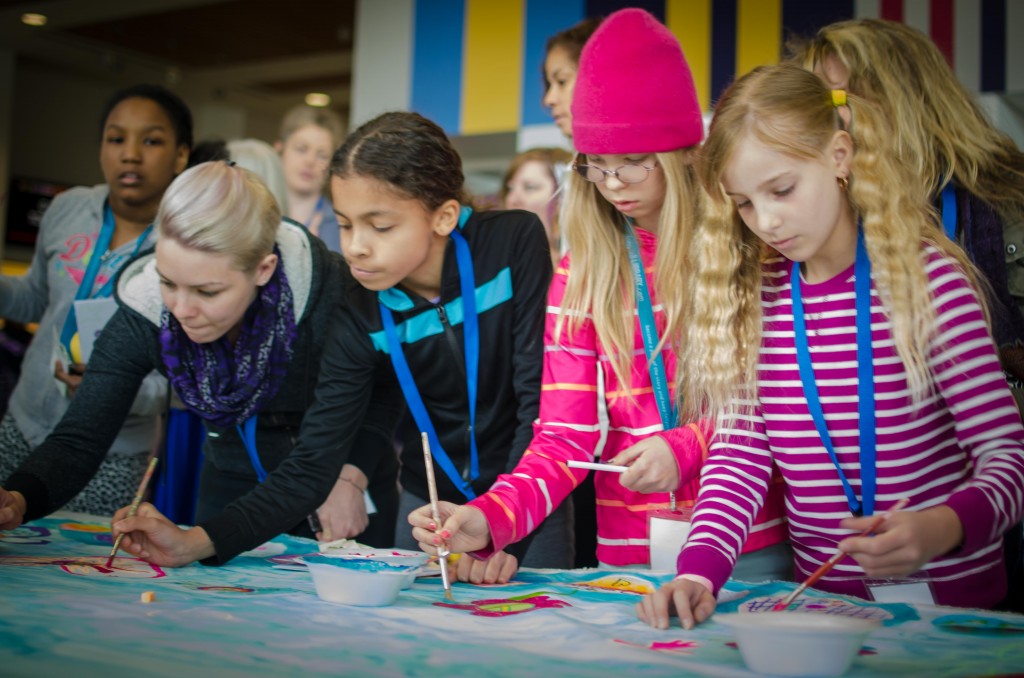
left=1, top=513, right=1022, bottom=677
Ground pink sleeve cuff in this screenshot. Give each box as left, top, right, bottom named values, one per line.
left=467, top=494, right=516, bottom=558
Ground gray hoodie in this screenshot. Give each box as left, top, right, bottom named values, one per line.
left=0, top=184, right=165, bottom=454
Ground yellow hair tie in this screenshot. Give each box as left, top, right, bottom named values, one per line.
left=831, top=89, right=847, bottom=107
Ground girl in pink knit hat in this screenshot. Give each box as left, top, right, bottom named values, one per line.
left=410, top=8, right=789, bottom=581
left=638, top=63, right=1024, bottom=629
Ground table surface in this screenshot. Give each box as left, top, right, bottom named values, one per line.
left=2, top=513, right=1022, bottom=677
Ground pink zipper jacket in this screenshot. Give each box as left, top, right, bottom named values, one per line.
left=470, top=227, right=787, bottom=566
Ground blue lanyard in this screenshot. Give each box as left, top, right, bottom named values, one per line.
left=59, top=202, right=154, bottom=355
left=941, top=184, right=956, bottom=240
left=236, top=415, right=267, bottom=482
left=379, top=207, right=479, bottom=500
left=305, top=195, right=325, bottom=229
left=236, top=415, right=319, bottom=533
left=791, top=227, right=876, bottom=517
left=624, top=223, right=677, bottom=430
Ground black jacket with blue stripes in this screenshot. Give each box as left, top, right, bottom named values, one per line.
left=297, top=208, right=552, bottom=507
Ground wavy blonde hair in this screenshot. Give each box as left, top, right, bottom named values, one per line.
left=687, top=63, right=983, bottom=424
left=558, top=149, right=701, bottom=396
left=795, top=18, right=1024, bottom=213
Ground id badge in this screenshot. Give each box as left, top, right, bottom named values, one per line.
left=51, top=325, right=72, bottom=398
left=648, top=506, right=693, bottom=571
left=865, top=578, right=936, bottom=605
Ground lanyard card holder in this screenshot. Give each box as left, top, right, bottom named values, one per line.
left=649, top=505, right=693, bottom=572
left=648, top=422, right=709, bottom=572
left=864, top=576, right=937, bottom=605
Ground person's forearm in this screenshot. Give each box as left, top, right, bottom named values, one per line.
left=184, top=526, right=217, bottom=563
left=0, top=490, right=28, bottom=527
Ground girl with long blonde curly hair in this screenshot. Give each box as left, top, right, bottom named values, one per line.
left=639, top=63, right=1024, bottom=630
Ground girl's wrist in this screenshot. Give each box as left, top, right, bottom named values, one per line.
left=185, top=526, right=216, bottom=563
left=6, top=490, right=27, bottom=523
left=337, top=476, right=365, bottom=493
left=339, top=463, right=368, bottom=492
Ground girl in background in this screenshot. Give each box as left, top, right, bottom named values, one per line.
left=411, top=9, right=787, bottom=579
left=638, top=64, right=1024, bottom=630
left=796, top=18, right=1024, bottom=389
left=0, top=84, right=189, bottom=515
left=500, top=147, right=571, bottom=268
left=543, top=17, right=602, bottom=139
left=276, top=105, right=345, bottom=253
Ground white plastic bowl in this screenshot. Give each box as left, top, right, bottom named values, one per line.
left=718, top=612, right=878, bottom=677
left=305, top=555, right=418, bottom=606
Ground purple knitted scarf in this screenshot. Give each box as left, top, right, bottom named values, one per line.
left=159, top=247, right=298, bottom=427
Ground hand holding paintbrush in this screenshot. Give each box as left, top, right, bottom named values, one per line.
left=105, top=456, right=159, bottom=567
left=421, top=432, right=454, bottom=601
left=773, top=498, right=910, bottom=611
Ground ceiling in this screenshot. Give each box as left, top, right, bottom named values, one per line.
left=0, top=0, right=355, bottom=127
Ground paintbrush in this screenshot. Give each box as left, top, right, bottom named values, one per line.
left=421, top=432, right=454, bottom=601
left=567, top=460, right=628, bottom=473
left=104, top=456, right=159, bottom=568
left=773, top=498, right=910, bottom=611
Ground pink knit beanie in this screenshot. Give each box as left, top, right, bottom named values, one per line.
left=571, top=8, right=703, bottom=154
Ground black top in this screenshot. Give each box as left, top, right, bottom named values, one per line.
left=298, top=209, right=552, bottom=505
left=6, top=221, right=402, bottom=563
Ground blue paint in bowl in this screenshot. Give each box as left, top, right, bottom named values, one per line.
left=302, top=555, right=418, bottom=574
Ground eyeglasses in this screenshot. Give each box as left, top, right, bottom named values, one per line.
left=573, top=160, right=659, bottom=184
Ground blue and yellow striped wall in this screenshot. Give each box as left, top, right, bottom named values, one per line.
left=405, top=0, right=1023, bottom=137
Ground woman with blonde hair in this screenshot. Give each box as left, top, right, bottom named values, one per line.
left=276, top=105, right=345, bottom=252
left=0, top=161, right=401, bottom=566
left=638, top=63, right=1024, bottom=629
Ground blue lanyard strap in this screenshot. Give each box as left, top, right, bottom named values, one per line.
left=236, top=415, right=268, bottom=483
left=940, top=184, right=957, bottom=240
left=624, top=224, right=677, bottom=430
left=791, top=227, right=876, bottom=517
left=60, top=202, right=153, bottom=355
left=305, top=195, right=326, bottom=229
left=379, top=207, right=478, bottom=500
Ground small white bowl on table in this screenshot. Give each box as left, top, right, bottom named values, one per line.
left=304, top=554, right=420, bottom=606
left=717, top=611, right=878, bottom=677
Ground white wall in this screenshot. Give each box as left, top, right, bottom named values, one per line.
left=350, top=0, right=414, bottom=129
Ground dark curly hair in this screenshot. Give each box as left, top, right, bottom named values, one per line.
left=98, top=83, right=193, bottom=150
left=330, top=111, right=466, bottom=211
left=543, top=16, right=602, bottom=91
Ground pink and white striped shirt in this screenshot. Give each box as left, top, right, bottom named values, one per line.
left=679, top=248, right=1024, bottom=608
left=472, top=227, right=787, bottom=566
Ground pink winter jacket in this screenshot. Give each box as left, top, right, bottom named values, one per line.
left=469, top=227, right=787, bottom=566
